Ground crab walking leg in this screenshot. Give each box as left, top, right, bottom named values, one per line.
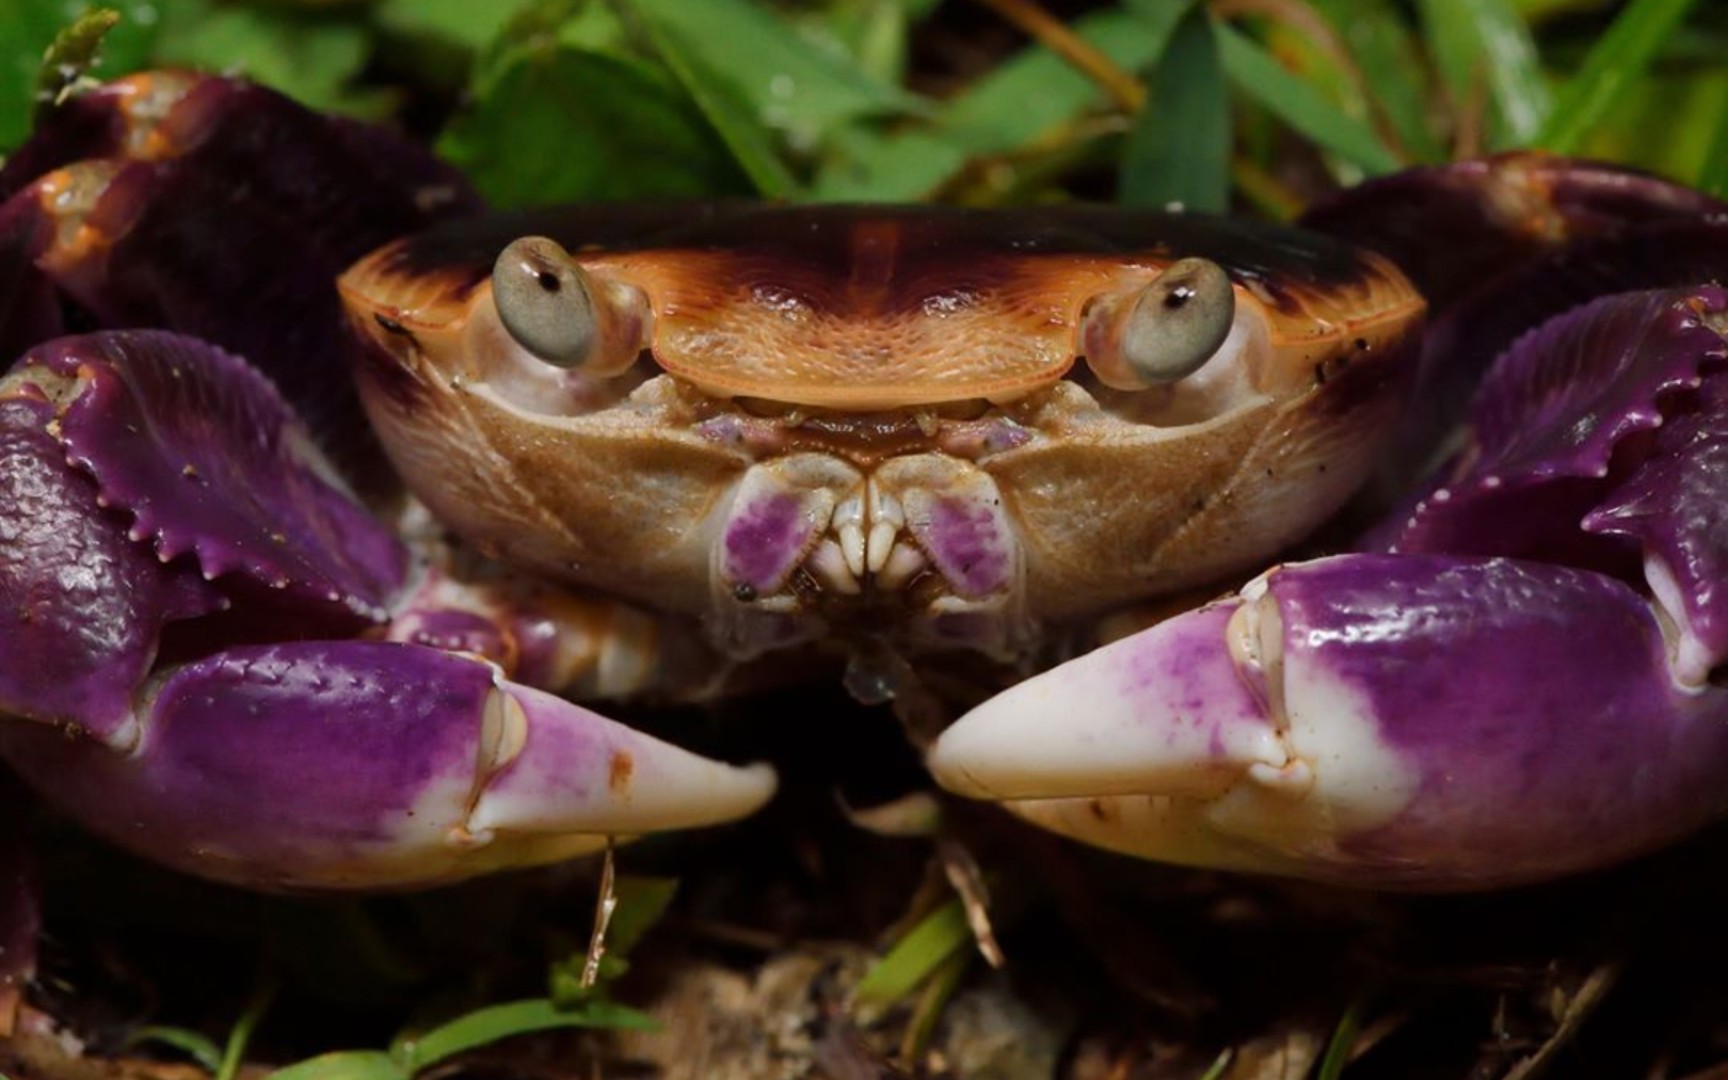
left=929, top=555, right=1728, bottom=890
left=0, top=641, right=774, bottom=891
left=385, top=560, right=724, bottom=703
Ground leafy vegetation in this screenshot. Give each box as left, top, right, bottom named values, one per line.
left=5, top=1, right=1728, bottom=1075
left=5, top=0, right=1727, bottom=211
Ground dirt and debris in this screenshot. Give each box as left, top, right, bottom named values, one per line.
left=7, top=682, right=1728, bottom=1079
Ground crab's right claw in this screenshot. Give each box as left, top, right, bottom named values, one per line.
left=929, top=555, right=1728, bottom=890
left=0, top=329, right=772, bottom=892
left=0, top=642, right=775, bottom=891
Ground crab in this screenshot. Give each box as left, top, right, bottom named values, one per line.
left=1, top=71, right=1727, bottom=922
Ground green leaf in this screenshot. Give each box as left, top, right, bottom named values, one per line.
left=808, top=0, right=937, bottom=86
left=436, top=41, right=753, bottom=206
left=937, top=8, right=1169, bottom=154
left=627, top=0, right=925, bottom=151
left=31, top=6, right=118, bottom=129
left=396, top=998, right=658, bottom=1074
left=840, top=6, right=1177, bottom=201
left=1120, top=7, right=1226, bottom=211
left=854, top=899, right=973, bottom=1007
left=266, top=1051, right=401, bottom=1080
left=606, top=875, right=678, bottom=957
left=809, top=125, right=967, bottom=200
left=373, top=0, right=541, bottom=53
left=613, top=0, right=798, bottom=197
left=126, top=1026, right=224, bottom=1073
left=1216, top=25, right=1402, bottom=175
left=1417, top=0, right=1551, bottom=146
left=147, top=0, right=383, bottom=117
left=1536, top=0, right=1700, bottom=153
left=0, top=1, right=160, bottom=152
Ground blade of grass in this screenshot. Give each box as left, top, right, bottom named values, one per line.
left=1315, top=996, right=1366, bottom=1080
left=125, top=1027, right=224, bottom=1073
left=1215, top=23, right=1402, bottom=174
left=899, top=949, right=972, bottom=1062
left=854, top=898, right=972, bottom=1008
left=217, top=980, right=276, bottom=1080
left=1196, top=1047, right=1234, bottom=1080
left=1120, top=4, right=1227, bottom=210
left=266, top=1051, right=401, bottom=1080
left=1417, top=0, right=1551, bottom=146
left=396, top=998, right=658, bottom=1074
left=819, top=7, right=1172, bottom=200
left=1119, top=9, right=1224, bottom=209
left=1701, top=86, right=1728, bottom=197
left=1536, top=0, right=1700, bottom=153
left=1312, top=0, right=1446, bottom=161
left=938, top=8, right=1165, bottom=152
left=973, top=0, right=1145, bottom=112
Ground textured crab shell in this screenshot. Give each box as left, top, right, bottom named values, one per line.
left=340, top=203, right=1422, bottom=408
left=337, top=204, right=1424, bottom=624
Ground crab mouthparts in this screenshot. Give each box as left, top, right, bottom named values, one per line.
left=709, top=452, right=1025, bottom=657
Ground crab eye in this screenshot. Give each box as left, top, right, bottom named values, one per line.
left=493, top=236, right=597, bottom=368
left=1083, top=257, right=1237, bottom=390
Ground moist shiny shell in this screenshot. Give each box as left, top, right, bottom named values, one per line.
left=342, top=203, right=1420, bottom=407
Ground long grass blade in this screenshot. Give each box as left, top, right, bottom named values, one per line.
left=1216, top=24, right=1401, bottom=174
left=1536, top=0, right=1700, bottom=153
left=1701, top=87, right=1728, bottom=197
left=1120, top=7, right=1227, bottom=210
left=1418, top=0, right=1551, bottom=147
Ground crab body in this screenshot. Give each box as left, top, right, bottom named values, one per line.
left=339, top=203, right=1418, bottom=661
left=1, top=73, right=1727, bottom=903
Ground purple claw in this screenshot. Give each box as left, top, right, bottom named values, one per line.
left=930, top=555, right=1728, bottom=889
left=1375, top=286, right=1728, bottom=680
left=1586, top=368, right=1728, bottom=684
left=15, top=331, right=407, bottom=629
left=0, top=394, right=224, bottom=745
left=0, top=642, right=775, bottom=891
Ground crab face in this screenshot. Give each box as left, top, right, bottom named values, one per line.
left=339, top=206, right=1421, bottom=660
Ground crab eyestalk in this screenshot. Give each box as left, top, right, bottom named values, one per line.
left=1080, top=257, right=1238, bottom=390
left=492, top=236, right=648, bottom=378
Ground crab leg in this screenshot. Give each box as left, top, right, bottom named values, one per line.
left=0, top=71, right=479, bottom=484
left=0, top=641, right=772, bottom=891
left=1300, top=153, right=1728, bottom=477
left=930, top=554, right=1728, bottom=889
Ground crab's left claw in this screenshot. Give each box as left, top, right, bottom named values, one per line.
left=930, top=555, right=1728, bottom=890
